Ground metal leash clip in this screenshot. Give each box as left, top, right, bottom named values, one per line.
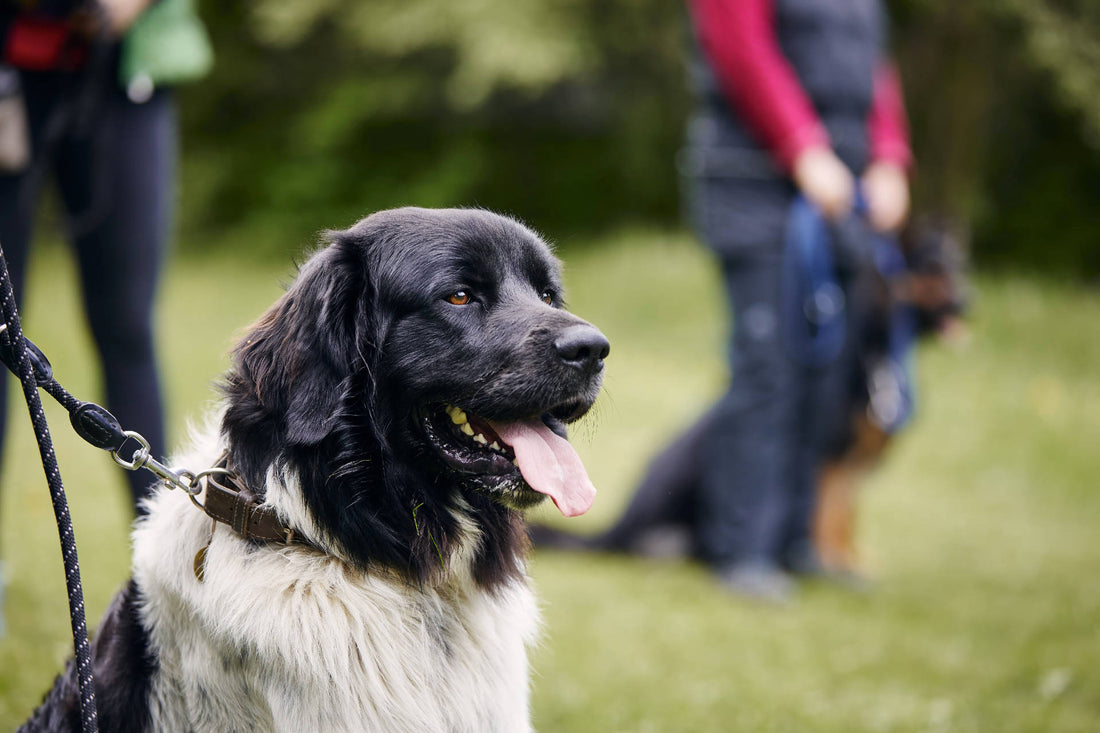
left=111, top=434, right=238, bottom=513
left=111, top=430, right=195, bottom=491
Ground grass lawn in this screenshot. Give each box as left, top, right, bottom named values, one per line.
left=1, top=229, right=1098, bottom=731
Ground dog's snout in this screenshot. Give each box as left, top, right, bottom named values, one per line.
left=554, top=325, right=610, bottom=371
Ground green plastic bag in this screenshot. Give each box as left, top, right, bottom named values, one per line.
left=119, top=0, right=214, bottom=102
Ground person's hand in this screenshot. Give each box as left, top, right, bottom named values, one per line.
left=792, top=146, right=855, bottom=221
left=937, top=314, right=970, bottom=347
left=74, top=0, right=152, bottom=39
left=99, top=0, right=153, bottom=35
left=861, top=161, right=910, bottom=233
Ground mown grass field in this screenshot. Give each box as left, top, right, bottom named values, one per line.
left=1, top=230, right=1098, bottom=731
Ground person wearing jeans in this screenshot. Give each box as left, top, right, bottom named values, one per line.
left=682, top=0, right=911, bottom=601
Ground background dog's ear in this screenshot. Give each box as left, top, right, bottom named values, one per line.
left=227, top=233, right=373, bottom=446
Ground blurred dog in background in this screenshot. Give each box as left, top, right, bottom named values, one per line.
left=530, top=216, right=967, bottom=584
left=814, top=216, right=967, bottom=579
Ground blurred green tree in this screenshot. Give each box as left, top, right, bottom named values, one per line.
left=894, top=0, right=1100, bottom=277
left=181, top=0, right=688, bottom=257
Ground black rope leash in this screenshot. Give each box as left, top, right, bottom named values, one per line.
left=0, top=248, right=97, bottom=733
left=0, top=241, right=230, bottom=733
left=0, top=9, right=176, bottom=729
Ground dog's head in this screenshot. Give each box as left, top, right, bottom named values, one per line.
left=221, top=208, right=608, bottom=586
left=900, top=215, right=969, bottom=336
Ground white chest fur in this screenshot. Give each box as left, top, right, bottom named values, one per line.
left=131, top=442, right=539, bottom=733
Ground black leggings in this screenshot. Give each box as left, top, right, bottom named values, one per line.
left=0, top=65, right=174, bottom=513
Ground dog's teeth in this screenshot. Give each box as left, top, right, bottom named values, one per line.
left=446, top=405, right=468, bottom=425
left=473, top=434, right=488, bottom=445
left=490, top=441, right=502, bottom=451
left=460, top=422, right=475, bottom=437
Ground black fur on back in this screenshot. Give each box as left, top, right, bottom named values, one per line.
left=20, top=580, right=156, bottom=733
left=220, top=207, right=602, bottom=589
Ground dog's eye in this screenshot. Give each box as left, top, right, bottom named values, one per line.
left=446, top=291, right=472, bottom=306
left=540, top=290, right=555, bottom=305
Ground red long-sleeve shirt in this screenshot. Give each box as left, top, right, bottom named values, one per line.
left=688, top=0, right=912, bottom=173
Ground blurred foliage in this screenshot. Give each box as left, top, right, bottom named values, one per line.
left=892, top=0, right=1100, bottom=277
left=181, top=0, right=1099, bottom=276
left=180, top=0, right=688, bottom=257
left=998, top=0, right=1100, bottom=144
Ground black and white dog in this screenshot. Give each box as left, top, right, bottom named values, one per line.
left=23, top=208, right=609, bottom=732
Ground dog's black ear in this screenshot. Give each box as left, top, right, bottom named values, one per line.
left=226, top=233, right=373, bottom=447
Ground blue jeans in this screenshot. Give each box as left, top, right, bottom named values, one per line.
left=695, top=246, right=831, bottom=569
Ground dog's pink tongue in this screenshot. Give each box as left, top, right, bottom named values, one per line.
left=489, top=419, right=596, bottom=517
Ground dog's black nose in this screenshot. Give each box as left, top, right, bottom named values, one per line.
left=554, top=325, right=610, bottom=371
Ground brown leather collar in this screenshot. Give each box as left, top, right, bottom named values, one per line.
left=201, top=456, right=308, bottom=547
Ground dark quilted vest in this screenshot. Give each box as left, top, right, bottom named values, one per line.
left=683, top=0, right=886, bottom=252
left=688, top=0, right=884, bottom=174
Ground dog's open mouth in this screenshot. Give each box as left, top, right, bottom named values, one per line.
left=422, top=403, right=596, bottom=517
